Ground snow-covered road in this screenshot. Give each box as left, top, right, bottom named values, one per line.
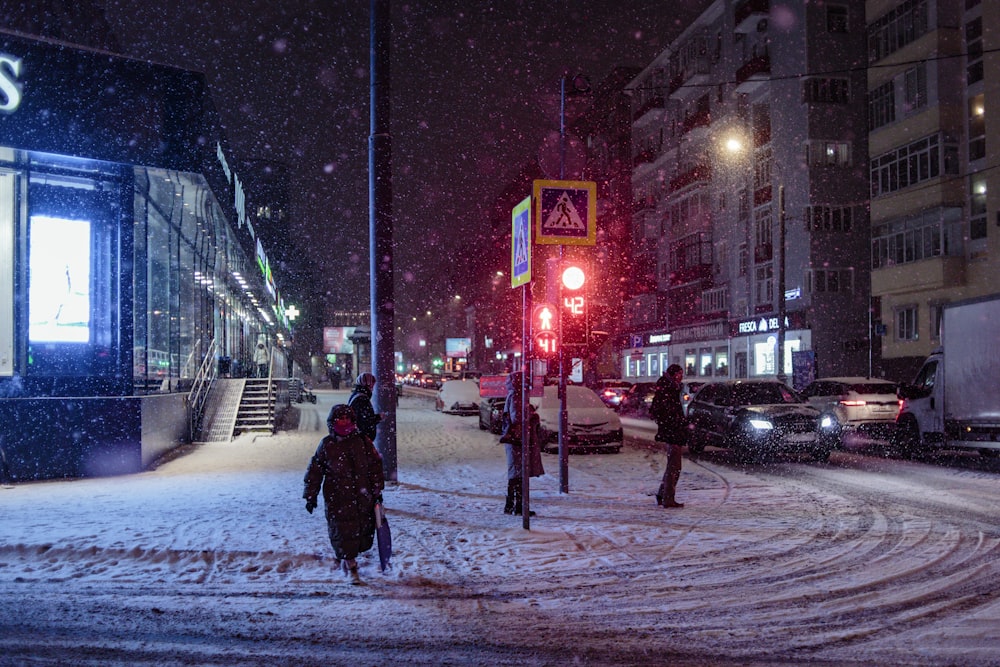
left=2, top=388, right=1000, bottom=666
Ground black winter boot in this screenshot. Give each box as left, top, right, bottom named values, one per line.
left=503, top=479, right=517, bottom=514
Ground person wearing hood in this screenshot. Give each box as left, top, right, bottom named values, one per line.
left=348, top=372, right=382, bottom=441
left=499, top=371, right=544, bottom=515
left=303, top=403, right=385, bottom=584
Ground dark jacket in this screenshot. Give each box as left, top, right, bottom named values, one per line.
left=650, top=374, right=689, bottom=444
left=303, top=429, right=385, bottom=560
left=347, top=386, right=381, bottom=441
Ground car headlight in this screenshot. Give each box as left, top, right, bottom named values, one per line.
left=820, top=415, right=836, bottom=429
left=748, top=418, right=774, bottom=430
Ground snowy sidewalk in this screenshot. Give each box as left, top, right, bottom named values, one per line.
left=3, top=390, right=1000, bottom=665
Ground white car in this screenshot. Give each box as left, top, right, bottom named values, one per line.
left=435, top=379, right=480, bottom=415
left=800, top=377, right=899, bottom=446
left=531, top=385, right=624, bottom=453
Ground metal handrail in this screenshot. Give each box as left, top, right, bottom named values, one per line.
left=188, top=338, right=219, bottom=439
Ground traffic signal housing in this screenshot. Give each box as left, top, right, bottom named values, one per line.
left=532, top=303, right=558, bottom=358
left=560, top=263, right=588, bottom=346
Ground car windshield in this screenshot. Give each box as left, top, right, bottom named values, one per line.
left=849, top=383, right=897, bottom=395
left=732, top=383, right=802, bottom=406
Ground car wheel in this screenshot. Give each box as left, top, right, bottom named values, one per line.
left=811, top=445, right=832, bottom=463
left=891, top=416, right=920, bottom=459
left=688, top=431, right=706, bottom=455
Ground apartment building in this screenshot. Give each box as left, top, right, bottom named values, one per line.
left=868, top=0, right=1000, bottom=381
left=624, top=0, right=871, bottom=387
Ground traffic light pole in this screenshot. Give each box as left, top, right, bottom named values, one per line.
left=557, top=248, right=569, bottom=494
left=521, top=282, right=532, bottom=528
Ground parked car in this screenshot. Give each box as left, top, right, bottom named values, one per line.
left=479, top=396, right=506, bottom=433
left=596, top=379, right=632, bottom=410
left=800, top=377, right=899, bottom=447
left=686, top=379, right=832, bottom=462
left=435, top=379, right=480, bottom=415
left=618, top=382, right=657, bottom=418
left=531, top=385, right=624, bottom=453
left=680, top=380, right=708, bottom=416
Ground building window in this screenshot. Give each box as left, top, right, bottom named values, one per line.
left=754, top=206, right=772, bottom=250
left=870, top=133, right=959, bottom=198
left=803, top=77, right=850, bottom=104
left=807, top=141, right=851, bottom=166
left=903, top=65, right=927, bottom=112
left=929, top=302, right=945, bottom=341
left=868, top=0, right=929, bottom=63
left=970, top=177, right=987, bottom=240
left=871, top=209, right=964, bottom=269
left=755, top=263, right=773, bottom=308
left=868, top=80, right=896, bottom=130
left=702, top=286, right=728, bottom=314
left=738, top=243, right=748, bottom=277
left=967, top=17, right=983, bottom=85
left=807, top=205, right=854, bottom=231
left=969, top=94, right=985, bottom=161
left=827, top=5, right=849, bottom=33
left=808, top=268, right=854, bottom=293
left=895, top=305, right=918, bottom=341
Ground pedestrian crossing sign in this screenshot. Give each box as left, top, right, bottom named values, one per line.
left=511, top=196, right=531, bottom=287
left=533, top=179, right=596, bottom=246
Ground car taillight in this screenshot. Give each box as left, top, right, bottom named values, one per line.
left=839, top=399, right=866, bottom=407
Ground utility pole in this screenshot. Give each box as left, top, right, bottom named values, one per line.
left=369, top=0, right=396, bottom=480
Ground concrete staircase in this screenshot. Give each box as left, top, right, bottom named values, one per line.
left=234, top=378, right=275, bottom=435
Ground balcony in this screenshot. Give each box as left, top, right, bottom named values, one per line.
left=633, top=94, right=664, bottom=122
left=681, top=107, right=711, bottom=136
left=735, top=52, right=771, bottom=92
left=871, top=255, right=966, bottom=297
left=633, top=145, right=660, bottom=166
left=734, top=0, right=769, bottom=33
left=668, top=56, right=712, bottom=100
left=669, top=163, right=710, bottom=191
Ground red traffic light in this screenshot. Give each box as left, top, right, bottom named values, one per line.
left=561, top=264, right=585, bottom=291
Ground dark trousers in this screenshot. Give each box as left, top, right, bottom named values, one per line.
left=657, top=442, right=683, bottom=503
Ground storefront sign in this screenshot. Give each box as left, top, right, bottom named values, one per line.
left=731, top=311, right=806, bottom=337
left=646, top=333, right=671, bottom=345
left=0, top=54, right=24, bottom=113
left=669, top=321, right=727, bottom=344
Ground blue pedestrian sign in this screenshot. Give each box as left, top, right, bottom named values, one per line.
left=533, top=179, right=596, bottom=246
left=511, top=196, right=531, bottom=287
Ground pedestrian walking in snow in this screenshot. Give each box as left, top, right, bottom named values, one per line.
left=650, top=363, right=689, bottom=508
left=303, top=403, right=385, bottom=584
left=348, top=372, right=382, bottom=441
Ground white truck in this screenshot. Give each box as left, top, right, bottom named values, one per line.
left=894, top=294, right=1000, bottom=457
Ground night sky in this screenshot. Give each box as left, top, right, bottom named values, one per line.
left=99, top=0, right=710, bottom=319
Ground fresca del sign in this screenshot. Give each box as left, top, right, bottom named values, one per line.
left=0, top=54, right=24, bottom=113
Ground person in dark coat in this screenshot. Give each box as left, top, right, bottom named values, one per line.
left=499, top=371, right=544, bottom=515
left=650, top=363, right=688, bottom=508
left=303, top=403, right=385, bottom=584
left=348, top=372, right=382, bottom=441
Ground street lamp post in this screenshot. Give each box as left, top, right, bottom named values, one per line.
left=776, top=184, right=786, bottom=384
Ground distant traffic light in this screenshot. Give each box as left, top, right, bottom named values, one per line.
left=560, top=263, right=587, bottom=345
left=532, top=303, right=558, bottom=358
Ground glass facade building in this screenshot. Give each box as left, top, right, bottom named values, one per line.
left=0, top=32, right=290, bottom=479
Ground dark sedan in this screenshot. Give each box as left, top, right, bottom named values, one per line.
left=618, top=382, right=657, bottom=418
left=686, top=379, right=833, bottom=462
left=479, top=396, right=506, bottom=433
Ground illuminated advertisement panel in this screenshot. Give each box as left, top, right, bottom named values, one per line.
left=28, top=215, right=90, bottom=343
